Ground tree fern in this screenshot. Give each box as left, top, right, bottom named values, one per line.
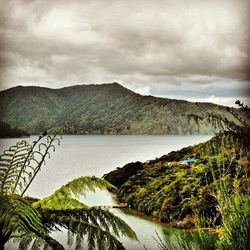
left=33, top=176, right=115, bottom=209
left=40, top=213, right=126, bottom=250
left=0, top=195, right=64, bottom=249
left=0, top=141, right=32, bottom=195
left=0, top=134, right=61, bottom=196
left=0, top=134, right=137, bottom=249
left=32, top=176, right=137, bottom=249
left=39, top=207, right=137, bottom=239
left=0, top=195, right=44, bottom=239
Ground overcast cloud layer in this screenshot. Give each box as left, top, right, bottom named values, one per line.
left=0, top=0, right=249, bottom=106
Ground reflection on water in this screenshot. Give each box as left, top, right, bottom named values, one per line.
left=1, top=135, right=212, bottom=249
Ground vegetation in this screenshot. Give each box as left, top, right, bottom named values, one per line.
left=0, top=83, right=241, bottom=135
left=154, top=228, right=217, bottom=250
left=104, top=133, right=249, bottom=223
left=104, top=101, right=250, bottom=249
left=0, top=120, right=29, bottom=138
left=0, top=134, right=137, bottom=249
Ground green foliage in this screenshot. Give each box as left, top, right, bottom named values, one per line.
left=39, top=207, right=137, bottom=248
left=0, top=194, right=45, bottom=238
left=153, top=163, right=249, bottom=250
left=32, top=177, right=137, bottom=249
left=0, top=194, right=64, bottom=249
left=216, top=191, right=250, bottom=250
left=211, top=155, right=250, bottom=250
left=33, top=176, right=115, bottom=210
left=0, top=135, right=137, bottom=249
left=105, top=132, right=249, bottom=223
left=0, top=134, right=60, bottom=196
left=104, top=101, right=250, bottom=249
left=0, top=83, right=238, bottom=135
left=105, top=103, right=250, bottom=221
left=154, top=229, right=217, bottom=250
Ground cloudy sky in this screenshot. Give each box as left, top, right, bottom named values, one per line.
left=0, top=0, right=249, bottom=106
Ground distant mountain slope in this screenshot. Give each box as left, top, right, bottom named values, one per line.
left=0, top=82, right=234, bottom=135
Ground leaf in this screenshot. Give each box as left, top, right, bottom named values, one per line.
left=33, top=176, right=116, bottom=208
left=0, top=194, right=44, bottom=237
left=0, top=141, right=32, bottom=195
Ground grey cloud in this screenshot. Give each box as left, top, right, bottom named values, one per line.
left=0, top=0, right=249, bottom=105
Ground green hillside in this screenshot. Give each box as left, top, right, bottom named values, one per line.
left=103, top=130, right=249, bottom=226
left=0, top=82, right=236, bottom=135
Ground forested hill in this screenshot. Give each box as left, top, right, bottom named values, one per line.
left=0, top=82, right=234, bottom=135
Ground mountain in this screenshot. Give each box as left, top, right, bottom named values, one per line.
left=0, top=82, right=235, bottom=135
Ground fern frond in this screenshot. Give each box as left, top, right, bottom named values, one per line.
left=0, top=194, right=45, bottom=237
left=19, top=234, right=65, bottom=250
left=18, top=234, right=35, bottom=249
left=0, top=195, right=65, bottom=249
left=0, top=141, right=32, bottom=195
left=41, top=234, right=65, bottom=250
left=38, top=207, right=137, bottom=241
left=33, top=197, right=89, bottom=210
left=0, top=134, right=61, bottom=196
left=33, top=176, right=116, bottom=208
left=18, top=235, right=45, bottom=250
left=39, top=212, right=126, bottom=250
left=20, top=134, right=61, bottom=196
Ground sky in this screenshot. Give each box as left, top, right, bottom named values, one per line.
left=0, top=0, right=249, bottom=106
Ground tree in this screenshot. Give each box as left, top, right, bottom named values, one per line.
left=0, top=134, right=137, bottom=249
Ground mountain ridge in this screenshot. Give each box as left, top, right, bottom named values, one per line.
left=0, top=82, right=235, bottom=135
left=1, top=82, right=225, bottom=105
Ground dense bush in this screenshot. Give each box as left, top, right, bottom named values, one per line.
left=105, top=131, right=249, bottom=225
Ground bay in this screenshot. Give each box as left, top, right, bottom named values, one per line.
left=1, top=135, right=212, bottom=250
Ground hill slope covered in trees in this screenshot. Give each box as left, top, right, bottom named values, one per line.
left=0, top=82, right=235, bottom=135
left=103, top=130, right=249, bottom=227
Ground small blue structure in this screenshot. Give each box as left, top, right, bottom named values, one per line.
left=182, top=159, right=196, bottom=165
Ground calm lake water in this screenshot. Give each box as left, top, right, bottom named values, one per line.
left=1, top=135, right=212, bottom=250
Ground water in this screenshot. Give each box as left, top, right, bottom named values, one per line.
left=1, top=135, right=212, bottom=250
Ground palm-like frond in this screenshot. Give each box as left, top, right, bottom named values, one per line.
left=187, top=103, right=250, bottom=158
left=0, top=140, right=32, bottom=195
left=33, top=176, right=116, bottom=209
left=0, top=134, right=61, bottom=196
left=0, top=195, right=64, bottom=249
left=32, top=176, right=137, bottom=249
left=18, top=234, right=64, bottom=250
left=0, top=135, right=137, bottom=250
left=39, top=207, right=137, bottom=240
left=33, top=197, right=89, bottom=210
left=39, top=211, right=127, bottom=250
left=0, top=194, right=44, bottom=237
